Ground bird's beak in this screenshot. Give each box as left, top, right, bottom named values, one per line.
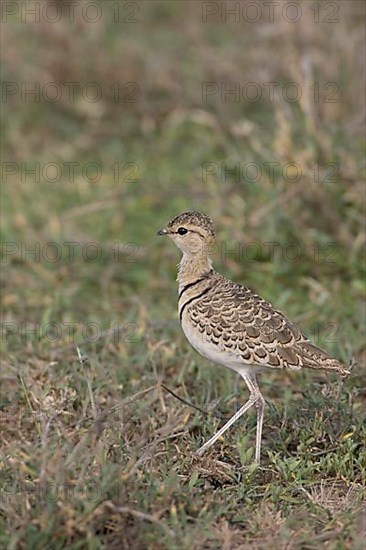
left=156, top=228, right=168, bottom=236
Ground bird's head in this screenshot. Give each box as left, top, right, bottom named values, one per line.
left=157, top=211, right=216, bottom=256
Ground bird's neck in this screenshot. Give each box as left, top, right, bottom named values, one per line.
left=177, top=252, right=213, bottom=287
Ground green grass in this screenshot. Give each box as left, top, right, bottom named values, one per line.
left=1, top=1, right=365, bottom=548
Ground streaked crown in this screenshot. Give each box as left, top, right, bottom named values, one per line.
left=166, top=211, right=215, bottom=237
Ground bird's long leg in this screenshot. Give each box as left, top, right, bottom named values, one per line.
left=233, top=373, right=241, bottom=413
left=196, top=373, right=261, bottom=458
left=245, top=374, right=265, bottom=464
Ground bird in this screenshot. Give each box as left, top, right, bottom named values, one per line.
left=157, top=211, right=352, bottom=464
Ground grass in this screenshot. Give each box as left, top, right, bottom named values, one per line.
left=1, top=1, right=365, bottom=548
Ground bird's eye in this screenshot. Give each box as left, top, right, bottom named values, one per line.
left=177, top=227, right=188, bottom=235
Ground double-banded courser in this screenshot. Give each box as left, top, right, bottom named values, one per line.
left=157, top=211, right=351, bottom=464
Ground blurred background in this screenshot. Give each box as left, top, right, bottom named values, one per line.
left=1, top=0, right=365, bottom=547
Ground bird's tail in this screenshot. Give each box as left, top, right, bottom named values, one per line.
left=296, top=339, right=357, bottom=378
left=321, top=356, right=357, bottom=378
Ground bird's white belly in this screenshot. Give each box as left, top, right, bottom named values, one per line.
left=181, top=315, right=257, bottom=376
